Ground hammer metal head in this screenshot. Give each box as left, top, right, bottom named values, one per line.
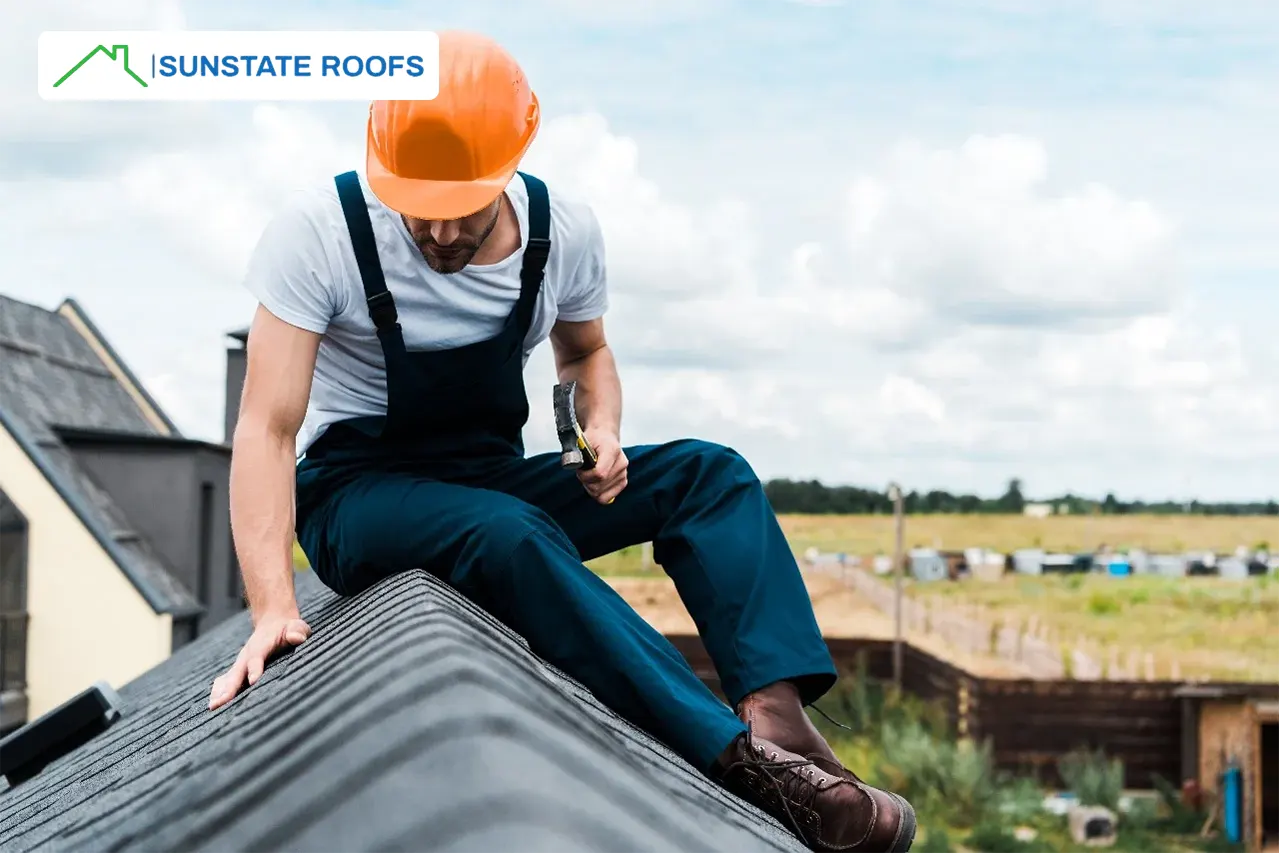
left=553, top=380, right=596, bottom=470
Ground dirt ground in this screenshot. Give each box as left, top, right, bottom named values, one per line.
left=606, top=573, right=1027, bottom=677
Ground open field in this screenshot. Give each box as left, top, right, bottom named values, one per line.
left=588, top=514, right=1279, bottom=682
left=588, top=514, right=1278, bottom=578
left=776, top=512, right=1278, bottom=556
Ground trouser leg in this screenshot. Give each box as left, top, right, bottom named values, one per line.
left=297, top=471, right=746, bottom=771
left=482, top=438, right=838, bottom=708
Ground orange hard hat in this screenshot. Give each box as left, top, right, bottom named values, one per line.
left=365, top=30, right=540, bottom=220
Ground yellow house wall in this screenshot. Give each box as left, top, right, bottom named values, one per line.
left=0, top=420, right=171, bottom=719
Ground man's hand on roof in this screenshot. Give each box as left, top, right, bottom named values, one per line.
left=577, top=426, right=628, bottom=505
left=208, top=612, right=311, bottom=711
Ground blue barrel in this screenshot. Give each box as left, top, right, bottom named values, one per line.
left=1223, top=765, right=1242, bottom=844
left=1107, top=558, right=1130, bottom=577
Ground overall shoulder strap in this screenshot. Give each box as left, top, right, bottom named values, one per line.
left=334, top=171, right=398, bottom=331
left=514, top=171, right=551, bottom=328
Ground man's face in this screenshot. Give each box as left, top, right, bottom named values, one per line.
left=401, top=200, right=501, bottom=274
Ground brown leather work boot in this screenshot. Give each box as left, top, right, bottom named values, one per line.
left=716, top=730, right=917, bottom=851
left=737, top=682, right=842, bottom=766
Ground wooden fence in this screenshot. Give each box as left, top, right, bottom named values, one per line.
left=664, top=632, right=1278, bottom=789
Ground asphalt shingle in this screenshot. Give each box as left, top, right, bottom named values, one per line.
left=0, top=569, right=807, bottom=852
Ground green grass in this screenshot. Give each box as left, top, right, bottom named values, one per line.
left=897, top=572, right=1278, bottom=681
left=775, top=513, right=1277, bottom=556
left=585, top=543, right=662, bottom=578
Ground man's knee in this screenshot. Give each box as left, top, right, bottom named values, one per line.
left=667, top=438, right=759, bottom=488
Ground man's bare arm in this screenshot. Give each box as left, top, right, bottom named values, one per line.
left=550, top=317, right=621, bottom=438
left=209, top=304, right=321, bottom=710
left=550, top=317, right=627, bottom=503
left=232, top=303, right=320, bottom=618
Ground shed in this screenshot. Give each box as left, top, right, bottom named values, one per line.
left=1176, top=684, right=1279, bottom=852
left=1013, top=548, right=1044, bottom=575
left=1151, top=554, right=1188, bottom=578
left=1217, top=557, right=1249, bottom=580
left=1187, top=552, right=1217, bottom=576
left=1040, top=553, right=1078, bottom=573
left=965, top=548, right=1005, bottom=582
left=909, top=548, right=948, bottom=582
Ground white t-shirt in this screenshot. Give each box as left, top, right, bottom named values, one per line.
left=241, top=171, right=609, bottom=457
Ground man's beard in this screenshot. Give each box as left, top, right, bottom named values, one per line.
left=409, top=203, right=501, bottom=275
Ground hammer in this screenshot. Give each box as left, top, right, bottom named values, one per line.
left=553, top=380, right=598, bottom=470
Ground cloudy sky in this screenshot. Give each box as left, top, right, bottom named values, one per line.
left=5, top=0, right=1276, bottom=502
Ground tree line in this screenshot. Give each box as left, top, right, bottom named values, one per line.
left=762, top=477, right=1279, bottom=516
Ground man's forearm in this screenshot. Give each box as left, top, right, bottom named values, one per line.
left=229, top=424, right=300, bottom=622
left=559, top=343, right=622, bottom=438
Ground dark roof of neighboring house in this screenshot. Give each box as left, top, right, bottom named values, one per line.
left=228, top=326, right=249, bottom=344
left=59, top=298, right=183, bottom=436
left=0, top=293, right=199, bottom=617
left=0, top=570, right=805, bottom=852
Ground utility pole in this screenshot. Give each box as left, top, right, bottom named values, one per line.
left=889, top=482, right=905, bottom=689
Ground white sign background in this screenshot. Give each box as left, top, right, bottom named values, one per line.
left=38, top=31, right=441, bottom=101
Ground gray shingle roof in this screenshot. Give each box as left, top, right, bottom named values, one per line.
left=0, top=569, right=806, bottom=852
left=0, top=295, right=161, bottom=435
left=0, top=293, right=198, bottom=616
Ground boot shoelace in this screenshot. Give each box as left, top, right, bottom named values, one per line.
left=723, top=725, right=835, bottom=840
left=809, top=701, right=854, bottom=733
left=806, top=702, right=877, bottom=786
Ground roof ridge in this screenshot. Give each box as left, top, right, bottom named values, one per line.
left=0, top=571, right=805, bottom=851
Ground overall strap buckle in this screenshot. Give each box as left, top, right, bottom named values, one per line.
left=524, top=236, right=551, bottom=269
left=366, top=291, right=398, bottom=330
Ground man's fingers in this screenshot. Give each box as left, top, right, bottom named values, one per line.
left=597, top=473, right=629, bottom=505
left=245, top=649, right=268, bottom=686
left=578, top=453, right=626, bottom=489
left=208, top=617, right=310, bottom=711
left=284, top=619, right=311, bottom=645
left=209, top=659, right=247, bottom=710
left=581, top=468, right=624, bottom=499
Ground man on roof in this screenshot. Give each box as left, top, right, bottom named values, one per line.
left=209, top=30, right=916, bottom=852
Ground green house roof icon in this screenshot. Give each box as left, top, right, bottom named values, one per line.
left=54, top=44, right=147, bottom=88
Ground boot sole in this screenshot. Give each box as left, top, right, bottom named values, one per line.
left=888, top=792, right=917, bottom=852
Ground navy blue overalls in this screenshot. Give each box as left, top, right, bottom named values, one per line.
left=295, top=170, right=837, bottom=772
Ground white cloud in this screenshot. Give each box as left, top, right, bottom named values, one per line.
left=115, top=103, right=360, bottom=278
left=841, top=135, right=1178, bottom=332
left=520, top=113, right=760, bottom=302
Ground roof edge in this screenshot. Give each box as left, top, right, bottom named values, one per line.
left=56, top=299, right=182, bottom=438
left=0, top=407, right=203, bottom=620
left=56, top=426, right=231, bottom=455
